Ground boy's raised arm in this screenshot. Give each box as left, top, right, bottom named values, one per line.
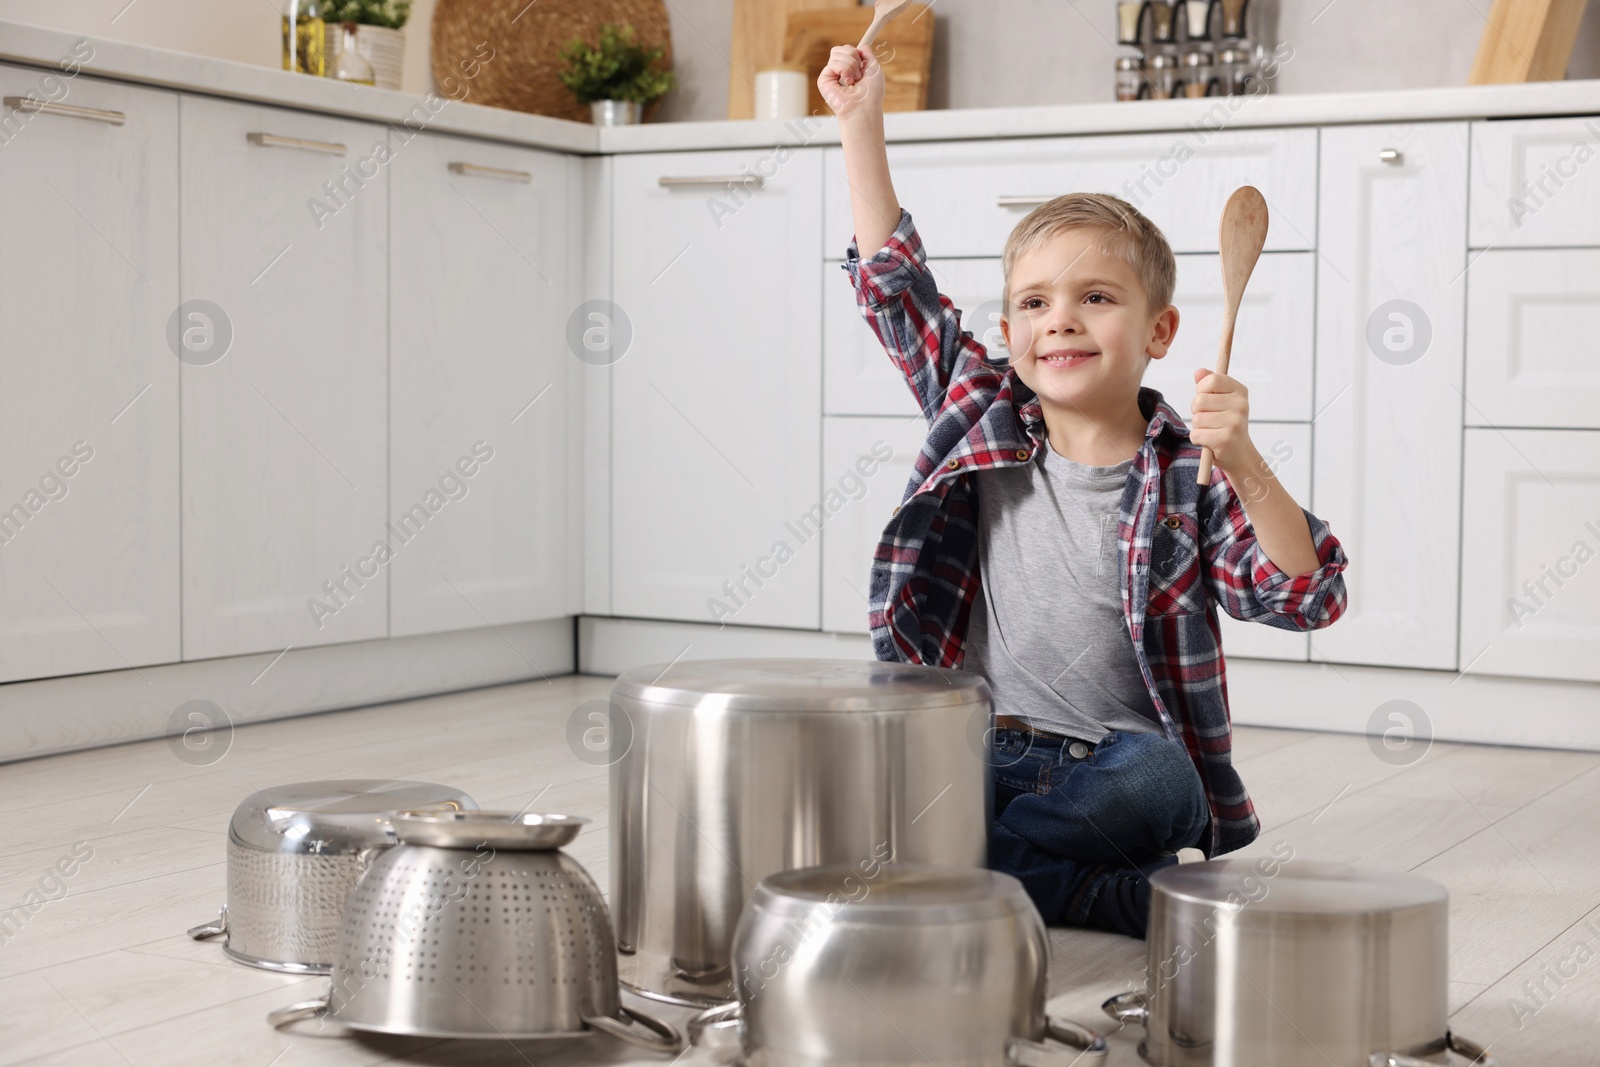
left=821, top=45, right=901, bottom=258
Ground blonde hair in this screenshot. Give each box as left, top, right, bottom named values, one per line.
left=1001, top=193, right=1176, bottom=323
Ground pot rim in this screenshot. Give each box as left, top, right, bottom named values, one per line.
left=612, top=658, right=991, bottom=713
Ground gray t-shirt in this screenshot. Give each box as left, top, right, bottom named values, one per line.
left=965, top=444, right=1164, bottom=741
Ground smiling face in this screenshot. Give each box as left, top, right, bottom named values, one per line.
left=999, top=225, right=1179, bottom=419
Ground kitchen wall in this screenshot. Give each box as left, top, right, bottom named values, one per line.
left=4, top=0, right=1600, bottom=120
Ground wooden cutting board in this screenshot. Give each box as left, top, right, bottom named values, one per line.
left=783, top=4, right=935, bottom=115
left=727, top=0, right=859, bottom=119
left=1469, top=0, right=1590, bottom=83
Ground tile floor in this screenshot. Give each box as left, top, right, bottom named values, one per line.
left=1, top=674, right=1595, bottom=1065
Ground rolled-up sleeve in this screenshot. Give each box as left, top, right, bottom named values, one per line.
left=1201, top=472, right=1349, bottom=631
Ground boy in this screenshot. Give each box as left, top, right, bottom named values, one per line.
left=821, top=46, right=1349, bottom=939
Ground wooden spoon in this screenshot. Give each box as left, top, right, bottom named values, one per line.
left=1196, top=185, right=1269, bottom=486
left=858, top=0, right=915, bottom=52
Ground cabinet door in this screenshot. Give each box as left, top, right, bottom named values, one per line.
left=1217, top=423, right=1311, bottom=662
left=824, top=258, right=1003, bottom=418
left=1460, top=429, right=1600, bottom=682
left=1311, top=123, right=1468, bottom=670
left=1465, top=249, right=1600, bottom=430
left=1146, top=252, right=1315, bottom=423
left=611, top=149, right=823, bottom=628
left=179, top=96, right=388, bottom=659
left=389, top=130, right=573, bottom=636
left=824, top=128, right=1318, bottom=258
left=1470, top=117, right=1600, bottom=249
left=820, top=415, right=928, bottom=633
left=0, top=70, right=180, bottom=682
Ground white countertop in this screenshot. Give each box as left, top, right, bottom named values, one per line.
left=6, top=16, right=1600, bottom=157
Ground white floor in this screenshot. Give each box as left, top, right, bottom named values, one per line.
left=1, top=674, right=1596, bottom=1066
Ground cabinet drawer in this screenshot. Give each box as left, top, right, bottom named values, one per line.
left=824, top=258, right=1003, bottom=418
left=825, top=127, right=1316, bottom=259
left=1146, top=252, right=1315, bottom=422
left=1217, top=423, right=1311, bottom=663
left=1466, top=248, right=1600, bottom=429
left=820, top=415, right=928, bottom=634
left=1460, top=429, right=1600, bottom=683
left=1470, top=116, right=1600, bottom=248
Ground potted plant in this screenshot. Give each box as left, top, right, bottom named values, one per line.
left=319, top=0, right=413, bottom=90
left=558, top=22, right=675, bottom=126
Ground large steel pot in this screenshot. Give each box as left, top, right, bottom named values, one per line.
left=689, top=863, right=1107, bottom=1066
left=187, top=779, right=476, bottom=972
left=1101, top=858, right=1498, bottom=1067
left=610, top=658, right=992, bottom=1005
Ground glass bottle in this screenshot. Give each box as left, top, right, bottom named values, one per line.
left=1115, top=54, right=1147, bottom=101
left=282, top=0, right=326, bottom=77
left=1216, top=46, right=1253, bottom=95
left=1147, top=51, right=1179, bottom=100
left=1149, top=1, right=1179, bottom=46
left=329, top=22, right=375, bottom=86
left=1181, top=49, right=1216, bottom=98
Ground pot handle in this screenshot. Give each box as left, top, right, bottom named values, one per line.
left=583, top=1003, right=684, bottom=1055
left=187, top=905, right=227, bottom=941
left=1005, top=1016, right=1109, bottom=1066
left=266, top=994, right=348, bottom=1038
left=687, top=1001, right=745, bottom=1051
left=1101, top=991, right=1150, bottom=1024
left=1370, top=1031, right=1498, bottom=1067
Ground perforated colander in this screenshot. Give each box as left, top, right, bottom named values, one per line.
left=268, top=812, right=680, bottom=1053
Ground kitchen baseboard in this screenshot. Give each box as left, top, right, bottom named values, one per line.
left=578, top=616, right=1600, bottom=753
left=0, top=619, right=574, bottom=765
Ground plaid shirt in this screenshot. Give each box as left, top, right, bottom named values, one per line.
left=841, top=208, right=1349, bottom=857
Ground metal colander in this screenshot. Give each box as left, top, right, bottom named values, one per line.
left=269, top=812, right=680, bottom=1053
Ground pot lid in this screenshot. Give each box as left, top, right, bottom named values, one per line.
left=1151, top=858, right=1448, bottom=915
left=227, top=779, right=477, bottom=854
left=612, top=658, right=991, bottom=713
left=750, top=864, right=1034, bottom=925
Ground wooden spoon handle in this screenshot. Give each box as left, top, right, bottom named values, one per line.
left=859, top=0, right=913, bottom=51
left=1195, top=315, right=1236, bottom=486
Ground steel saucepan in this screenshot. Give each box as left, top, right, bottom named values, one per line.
left=690, top=863, right=1107, bottom=1066
left=610, top=657, right=994, bottom=1005
left=187, top=779, right=476, bottom=973
left=1101, top=857, right=1497, bottom=1067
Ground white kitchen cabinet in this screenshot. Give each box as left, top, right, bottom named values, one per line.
left=611, top=148, right=823, bottom=628
left=1311, top=122, right=1468, bottom=670
left=824, top=258, right=1004, bottom=418
left=0, top=70, right=180, bottom=682
left=389, top=129, right=576, bottom=636
left=824, top=128, right=1318, bottom=258
left=179, top=96, right=389, bottom=659
left=1465, top=248, right=1600, bottom=430
left=820, top=415, right=927, bottom=634
left=1460, top=429, right=1600, bottom=682
left=1469, top=116, right=1600, bottom=249
left=1216, top=422, right=1311, bottom=663
left=1147, top=252, right=1315, bottom=423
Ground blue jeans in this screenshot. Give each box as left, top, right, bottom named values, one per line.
left=988, top=727, right=1209, bottom=938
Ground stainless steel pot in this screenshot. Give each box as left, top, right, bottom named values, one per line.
left=1101, top=858, right=1498, bottom=1067
left=611, top=658, right=992, bottom=1005
left=267, top=811, right=681, bottom=1054
left=689, top=864, right=1107, bottom=1066
left=187, top=779, right=476, bottom=972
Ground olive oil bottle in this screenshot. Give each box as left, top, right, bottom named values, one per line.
left=282, top=0, right=327, bottom=76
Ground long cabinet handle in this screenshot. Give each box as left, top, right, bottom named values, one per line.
left=658, top=175, right=765, bottom=189
left=997, top=196, right=1053, bottom=208
left=3, top=96, right=125, bottom=126
left=448, top=161, right=532, bottom=183
left=246, top=132, right=347, bottom=156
